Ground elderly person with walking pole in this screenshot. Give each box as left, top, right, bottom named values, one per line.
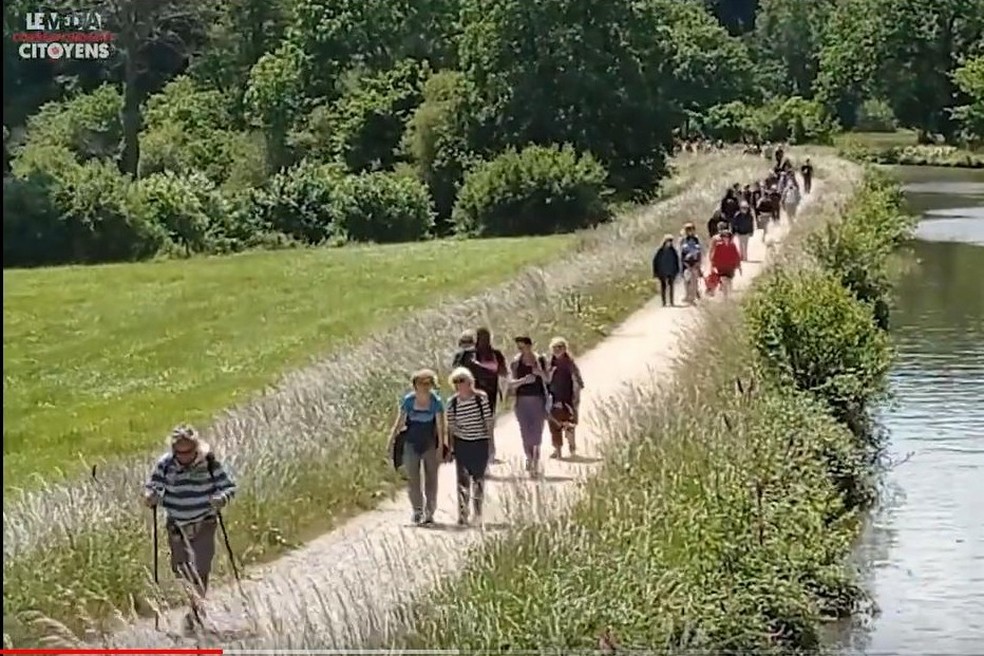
left=143, top=425, right=237, bottom=633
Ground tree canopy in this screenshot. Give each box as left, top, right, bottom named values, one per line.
left=4, top=0, right=981, bottom=266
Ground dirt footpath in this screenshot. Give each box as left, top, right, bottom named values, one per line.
left=107, top=178, right=824, bottom=649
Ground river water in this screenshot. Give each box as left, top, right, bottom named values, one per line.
left=842, top=166, right=984, bottom=655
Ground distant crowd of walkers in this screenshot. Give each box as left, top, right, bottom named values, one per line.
left=138, top=144, right=813, bottom=635
left=653, top=145, right=812, bottom=304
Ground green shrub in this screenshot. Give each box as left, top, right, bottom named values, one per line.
left=699, top=101, right=761, bottom=142
left=806, top=168, right=914, bottom=329
left=452, top=144, right=610, bottom=237
left=757, top=96, right=837, bottom=144
left=4, top=149, right=168, bottom=267
left=15, top=85, right=123, bottom=163
left=745, top=269, right=893, bottom=429
left=129, top=171, right=216, bottom=254
left=334, top=171, right=435, bottom=242
left=854, top=98, right=897, bottom=133
left=401, top=71, right=479, bottom=230
left=249, top=160, right=346, bottom=244
left=143, top=76, right=231, bottom=134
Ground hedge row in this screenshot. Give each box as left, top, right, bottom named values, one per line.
left=379, top=169, right=916, bottom=652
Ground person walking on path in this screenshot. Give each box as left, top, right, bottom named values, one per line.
left=451, top=329, right=477, bottom=369
left=143, top=425, right=237, bottom=632
left=546, top=337, right=584, bottom=459
left=708, top=228, right=743, bottom=299
left=680, top=223, right=703, bottom=305
left=800, top=158, right=814, bottom=195
left=652, top=233, right=681, bottom=307
left=470, top=327, right=507, bottom=463
left=388, top=369, right=447, bottom=526
left=732, top=200, right=756, bottom=262
left=445, top=367, right=494, bottom=526
left=508, top=336, right=551, bottom=476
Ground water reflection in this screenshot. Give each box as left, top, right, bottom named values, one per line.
left=845, top=166, right=984, bottom=654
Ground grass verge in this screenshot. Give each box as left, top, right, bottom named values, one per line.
left=834, top=131, right=983, bottom=168
left=2, top=236, right=579, bottom=491
left=371, top=166, right=915, bottom=652
left=3, top=152, right=773, bottom=644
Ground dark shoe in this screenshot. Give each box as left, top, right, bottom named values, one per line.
left=411, top=511, right=423, bottom=525
left=457, top=514, right=469, bottom=526
left=421, top=514, right=435, bottom=526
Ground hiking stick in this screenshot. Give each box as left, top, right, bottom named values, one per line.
left=215, top=509, right=240, bottom=581
left=152, top=505, right=160, bottom=631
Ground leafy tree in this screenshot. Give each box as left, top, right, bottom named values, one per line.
left=654, top=0, right=761, bottom=133
left=951, top=55, right=984, bottom=145
left=753, top=0, right=835, bottom=98
left=293, top=59, right=431, bottom=172
left=244, top=42, right=306, bottom=172
left=816, top=0, right=984, bottom=139
left=189, top=0, right=287, bottom=122
left=401, top=70, right=478, bottom=229
left=457, top=0, right=675, bottom=197
left=89, top=0, right=212, bottom=178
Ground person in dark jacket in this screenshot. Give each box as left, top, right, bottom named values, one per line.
left=707, top=209, right=725, bottom=240
left=800, top=158, right=814, bottom=194
left=652, top=233, right=681, bottom=307
left=451, top=329, right=477, bottom=370
left=719, top=187, right=740, bottom=221
left=731, top=201, right=756, bottom=261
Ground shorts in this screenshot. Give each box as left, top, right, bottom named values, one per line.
left=717, top=269, right=736, bottom=279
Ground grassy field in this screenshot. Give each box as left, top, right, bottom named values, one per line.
left=2, top=236, right=573, bottom=490
left=833, top=129, right=920, bottom=149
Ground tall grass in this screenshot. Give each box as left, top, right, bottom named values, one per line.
left=4, top=152, right=793, bottom=643
left=356, top=166, right=916, bottom=653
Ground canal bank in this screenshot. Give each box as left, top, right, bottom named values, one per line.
left=845, top=165, right=984, bottom=654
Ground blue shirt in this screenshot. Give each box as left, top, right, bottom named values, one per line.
left=400, top=391, right=445, bottom=423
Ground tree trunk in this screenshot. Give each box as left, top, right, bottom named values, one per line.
left=119, top=43, right=142, bottom=180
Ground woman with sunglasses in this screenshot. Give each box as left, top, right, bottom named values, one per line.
left=388, top=369, right=447, bottom=525
left=446, top=367, right=494, bottom=525
left=143, top=425, right=236, bottom=631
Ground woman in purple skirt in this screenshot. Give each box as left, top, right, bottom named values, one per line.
left=508, top=336, right=551, bottom=476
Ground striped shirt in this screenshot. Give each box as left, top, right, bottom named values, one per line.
left=145, top=451, right=237, bottom=526
left=447, top=392, right=492, bottom=441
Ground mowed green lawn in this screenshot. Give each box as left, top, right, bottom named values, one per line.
left=833, top=129, right=919, bottom=149
left=3, top=236, right=573, bottom=490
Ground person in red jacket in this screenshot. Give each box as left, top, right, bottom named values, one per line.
left=708, top=228, right=742, bottom=299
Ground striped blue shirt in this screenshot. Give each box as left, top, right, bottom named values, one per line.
left=145, top=451, right=236, bottom=525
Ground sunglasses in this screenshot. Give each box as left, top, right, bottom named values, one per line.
left=173, top=446, right=196, bottom=457
left=452, top=377, right=469, bottom=385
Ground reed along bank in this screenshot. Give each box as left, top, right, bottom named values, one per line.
left=377, top=167, right=917, bottom=653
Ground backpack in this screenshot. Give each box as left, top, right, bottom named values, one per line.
left=449, top=393, right=491, bottom=438
left=681, top=238, right=702, bottom=263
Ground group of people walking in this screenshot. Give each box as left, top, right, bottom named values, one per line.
left=387, top=329, right=586, bottom=527
left=137, top=146, right=813, bottom=634
left=652, top=148, right=812, bottom=305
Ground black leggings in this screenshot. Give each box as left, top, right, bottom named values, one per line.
left=658, top=276, right=676, bottom=305
left=454, top=437, right=490, bottom=517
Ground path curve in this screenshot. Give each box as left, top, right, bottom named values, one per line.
left=102, top=172, right=834, bottom=649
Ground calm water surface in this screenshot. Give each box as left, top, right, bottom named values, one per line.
left=844, top=166, right=984, bottom=655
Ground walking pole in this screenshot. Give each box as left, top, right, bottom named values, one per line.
left=215, top=509, right=240, bottom=581
left=152, top=505, right=160, bottom=631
